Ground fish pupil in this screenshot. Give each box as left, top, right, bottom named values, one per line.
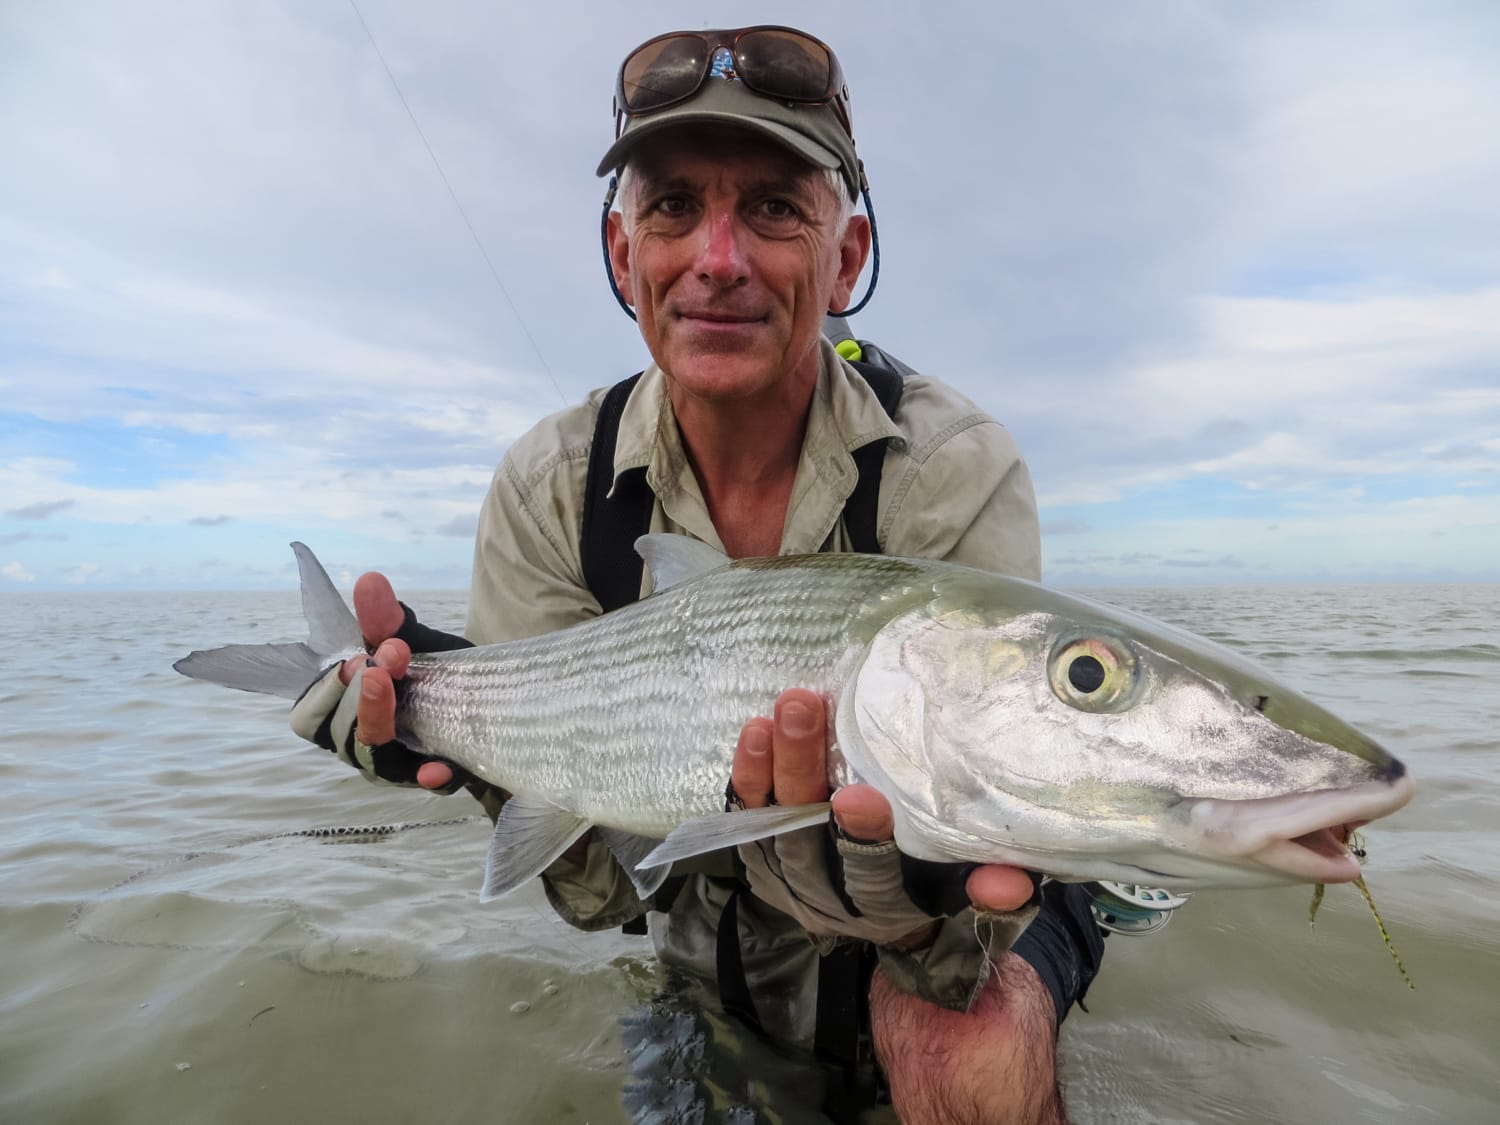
left=1068, top=654, right=1107, bottom=693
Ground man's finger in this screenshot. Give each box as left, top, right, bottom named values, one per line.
left=731, top=718, right=774, bottom=808
left=417, top=761, right=454, bottom=790
left=771, top=689, right=828, bottom=805
left=353, top=572, right=406, bottom=648
left=340, top=637, right=411, bottom=687
left=356, top=665, right=398, bottom=746
left=966, top=865, right=1038, bottom=914
left=830, top=784, right=895, bottom=843
left=372, top=637, right=411, bottom=678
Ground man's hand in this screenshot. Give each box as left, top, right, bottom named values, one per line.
left=289, top=572, right=462, bottom=791
left=730, top=688, right=1037, bottom=947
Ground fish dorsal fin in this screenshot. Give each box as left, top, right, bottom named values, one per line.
left=290, top=541, right=363, bottom=657
left=639, top=803, right=832, bottom=869
left=481, top=796, right=592, bottom=902
left=596, top=828, right=672, bottom=900
left=635, top=533, right=728, bottom=592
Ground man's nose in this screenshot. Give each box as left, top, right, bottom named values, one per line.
left=695, top=207, right=749, bottom=288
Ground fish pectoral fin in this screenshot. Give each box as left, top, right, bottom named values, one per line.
left=641, top=803, right=833, bottom=869
left=480, top=796, right=592, bottom=902
left=596, top=828, right=672, bottom=900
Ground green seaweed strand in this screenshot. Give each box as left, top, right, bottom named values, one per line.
left=1306, top=830, right=1412, bottom=989
left=1353, top=874, right=1415, bottom=990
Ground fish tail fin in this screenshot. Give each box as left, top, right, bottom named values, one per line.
left=173, top=542, right=364, bottom=699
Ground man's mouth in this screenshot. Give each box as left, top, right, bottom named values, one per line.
left=676, top=310, right=765, bottom=324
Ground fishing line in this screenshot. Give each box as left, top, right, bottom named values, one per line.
left=346, top=0, right=567, bottom=406
left=66, top=816, right=597, bottom=974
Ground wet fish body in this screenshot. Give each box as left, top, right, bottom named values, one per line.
left=175, top=536, right=1414, bottom=899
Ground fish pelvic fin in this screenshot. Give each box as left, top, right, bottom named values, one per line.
left=481, top=795, right=593, bottom=902
left=172, top=543, right=364, bottom=699
left=640, top=803, right=833, bottom=869
left=596, top=828, right=673, bottom=901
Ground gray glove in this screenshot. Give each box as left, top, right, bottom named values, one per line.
left=290, top=662, right=471, bottom=792
left=737, top=823, right=1041, bottom=1012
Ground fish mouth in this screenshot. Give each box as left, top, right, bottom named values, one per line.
left=1188, top=773, right=1416, bottom=884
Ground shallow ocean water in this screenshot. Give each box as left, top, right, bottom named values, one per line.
left=1, top=582, right=1496, bottom=1123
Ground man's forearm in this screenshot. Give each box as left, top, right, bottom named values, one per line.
left=872, top=953, right=1067, bottom=1125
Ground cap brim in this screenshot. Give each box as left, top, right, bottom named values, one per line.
left=596, top=108, right=841, bottom=179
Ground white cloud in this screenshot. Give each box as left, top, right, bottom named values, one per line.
left=65, top=562, right=101, bottom=584
left=2, top=562, right=36, bottom=583
left=1, top=1, right=1497, bottom=587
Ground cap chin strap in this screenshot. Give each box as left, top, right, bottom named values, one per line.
left=599, top=172, right=882, bottom=323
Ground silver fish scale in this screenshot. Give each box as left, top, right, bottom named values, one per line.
left=396, top=554, right=933, bottom=837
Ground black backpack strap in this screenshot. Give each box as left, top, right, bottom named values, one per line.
left=843, top=358, right=904, bottom=554
left=580, top=372, right=653, bottom=614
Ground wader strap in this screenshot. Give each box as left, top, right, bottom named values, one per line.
left=580, top=371, right=651, bottom=614
left=714, top=887, right=763, bottom=1033
left=814, top=941, right=879, bottom=1104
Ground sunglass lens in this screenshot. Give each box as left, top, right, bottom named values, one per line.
left=735, top=30, right=831, bottom=101
left=622, top=37, right=708, bottom=112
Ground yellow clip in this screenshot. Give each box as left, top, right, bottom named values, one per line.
left=834, top=338, right=864, bottom=363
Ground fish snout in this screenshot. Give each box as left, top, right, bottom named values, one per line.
left=1187, top=771, right=1416, bottom=884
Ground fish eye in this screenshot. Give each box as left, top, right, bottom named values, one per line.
left=1068, top=654, right=1106, bottom=693
left=1048, top=635, right=1139, bottom=713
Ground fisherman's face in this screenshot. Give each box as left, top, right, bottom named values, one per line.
left=606, top=128, right=869, bottom=408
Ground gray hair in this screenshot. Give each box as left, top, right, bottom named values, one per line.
left=615, top=163, right=855, bottom=235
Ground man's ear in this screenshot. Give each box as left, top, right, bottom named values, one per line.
left=830, top=213, right=871, bottom=313
left=606, top=210, right=634, bottom=307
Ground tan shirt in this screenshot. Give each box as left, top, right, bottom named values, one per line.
left=467, top=339, right=1038, bottom=641
left=464, top=338, right=1040, bottom=1044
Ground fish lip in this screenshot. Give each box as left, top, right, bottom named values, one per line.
left=1187, top=773, right=1415, bottom=882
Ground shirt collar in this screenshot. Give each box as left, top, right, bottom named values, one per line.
left=608, top=339, right=907, bottom=552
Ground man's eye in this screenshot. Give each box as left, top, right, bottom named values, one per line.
left=761, top=199, right=797, bottom=218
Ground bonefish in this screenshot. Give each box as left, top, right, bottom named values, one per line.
left=175, top=536, right=1414, bottom=902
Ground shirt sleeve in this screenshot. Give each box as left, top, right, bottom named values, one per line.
left=878, top=387, right=1042, bottom=582
left=465, top=452, right=601, bottom=646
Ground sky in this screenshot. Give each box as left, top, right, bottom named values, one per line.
left=2, top=0, right=1497, bottom=591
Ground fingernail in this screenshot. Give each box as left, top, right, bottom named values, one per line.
left=361, top=676, right=379, bottom=698
left=779, top=700, right=817, bottom=737
left=744, top=725, right=771, bottom=757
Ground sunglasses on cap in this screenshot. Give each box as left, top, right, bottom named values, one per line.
left=614, top=25, right=853, bottom=136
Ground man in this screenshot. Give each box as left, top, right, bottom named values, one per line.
left=293, top=25, right=1103, bottom=1122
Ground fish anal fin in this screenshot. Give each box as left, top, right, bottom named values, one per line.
left=481, top=796, right=592, bottom=902
left=641, top=803, right=832, bottom=869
